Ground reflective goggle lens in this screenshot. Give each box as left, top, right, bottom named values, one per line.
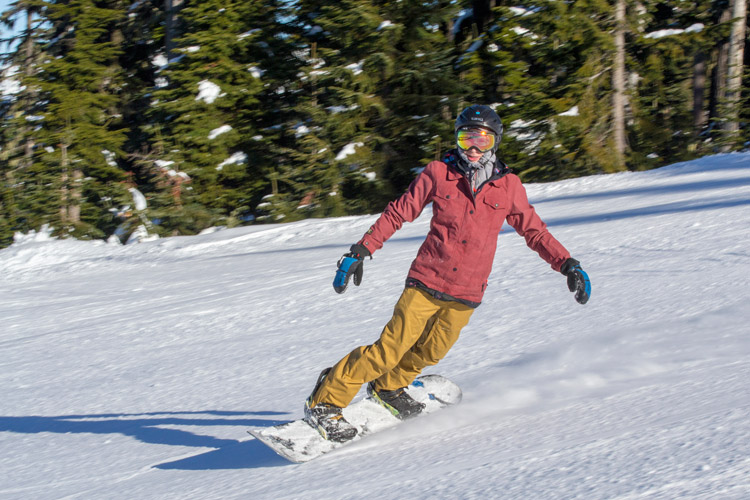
left=456, top=129, right=495, bottom=152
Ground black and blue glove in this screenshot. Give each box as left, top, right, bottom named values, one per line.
left=561, top=258, right=591, bottom=305
left=333, top=244, right=371, bottom=294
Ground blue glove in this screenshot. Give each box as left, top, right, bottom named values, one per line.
left=333, top=244, right=370, bottom=294
left=561, top=258, right=590, bottom=305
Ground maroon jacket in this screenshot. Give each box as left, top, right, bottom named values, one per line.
left=357, top=156, right=571, bottom=304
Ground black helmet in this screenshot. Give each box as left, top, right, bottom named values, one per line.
left=455, top=105, right=503, bottom=143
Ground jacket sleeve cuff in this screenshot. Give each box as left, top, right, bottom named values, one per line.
left=356, top=238, right=378, bottom=256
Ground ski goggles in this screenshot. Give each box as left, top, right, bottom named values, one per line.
left=456, top=128, right=496, bottom=152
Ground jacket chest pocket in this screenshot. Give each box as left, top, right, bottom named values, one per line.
left=432, top=187, right=464, bottom=223
left=481, top=192, right=508, bottom=227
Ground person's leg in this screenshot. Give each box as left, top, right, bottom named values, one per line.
left=309, top=287, right=442, bottom=408
left=371, top=300, right=474, bottom=391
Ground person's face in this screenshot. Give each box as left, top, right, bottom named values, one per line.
left=464, top=147, right=483, bottom=162
left=457, top=127, right=495, bottom=162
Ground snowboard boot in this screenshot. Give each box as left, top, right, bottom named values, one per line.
left=367, top=382, right=425, bottom=420
left=303, top=367, right=358, bottom=443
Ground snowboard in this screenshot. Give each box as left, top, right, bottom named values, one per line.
left=248, top=374, right=461, bottom=463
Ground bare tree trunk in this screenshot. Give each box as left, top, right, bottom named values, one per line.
left=60, top=143, right=69, bottom=224
left=22, top=9, right=34, bottom=167
left=472, top=0, right=497, bottom=34
left=723, top=0, right=747, bottom=148
left=59, top=142, right=82, bottom=225
left=107, top=27, right=124, bottom=112
left=612, top=0, right=627, bottom=168
left=165, top=0, right=185, bottom=61
left=693, top=51, right=708, bottom=133
left=70, top=167, right=82, bottom=223
left=710, top=7, right=733, bottom=122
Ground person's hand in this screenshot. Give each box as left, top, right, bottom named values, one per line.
left=333, top=244, right=370, bottom=294
left=561, top=258, right=590, bottom=305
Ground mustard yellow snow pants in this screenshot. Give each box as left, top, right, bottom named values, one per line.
left=309, top=287, right=474, bottom=408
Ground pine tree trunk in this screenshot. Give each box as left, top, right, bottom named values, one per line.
left=472, top=0, right=496, bottom=34
left=723, top=0, right=747, bottom=148
left=612, top=0, right=627, bottom=168
left=165, top=0, right=185, bottom=61
left=60, top=143, right=69, bottom=224
left=70, top=168, right=82, bottom=223
left=693, top=51, right=708, bottom=133
left=710, top=7, right=732, bottom=123
left=23, top=9, right=34, bottom=167
left=58, top=142, right=82, bottom=225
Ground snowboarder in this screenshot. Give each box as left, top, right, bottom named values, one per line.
left=304, top=104, right=591, bottom=442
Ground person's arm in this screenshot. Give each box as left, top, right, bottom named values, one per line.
left=332, top=163, right=437, bottom=294
left=356, top=163, right=437, bottom=255
left=505, top=175, right=590, bottom=304
left=505, top=174, right=569, bottom=271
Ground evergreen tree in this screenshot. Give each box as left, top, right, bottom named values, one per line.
left=272, top=0, right=390, bottom=221
left=25, top=0, right=130, bottom=240
left=613, top=0, right=627, bottom=167
left=1, top=0, right=744, bottom=248
left=629, top=0, right=731, bottom=165
left=1, top=0, right=46, bottom=245
left=119, top=0, right=164, bottom=165
left=107, top=0, right=171, bottom=242
left=374, top=0, right=467, bottom=191
left=459, top=1, right=619, bottom=181
left=279, top=0, right=465, bottom=222
left=722, top=0, right=747, bottom=148
left=149, top=0, right=294, bottom=232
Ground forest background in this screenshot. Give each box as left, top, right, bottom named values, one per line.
left=0, top=0, right=747, bottom=248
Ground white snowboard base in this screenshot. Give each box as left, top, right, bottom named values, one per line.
left=248, top=374, right=461, bottom=463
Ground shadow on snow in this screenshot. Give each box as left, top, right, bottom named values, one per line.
left=533, top=175, right=750, bottom=205
left=542, top=196, right=750, bottom=228
left=386, top=195, right=750, bottom=247
left=0, top=410, right=293, bottom=469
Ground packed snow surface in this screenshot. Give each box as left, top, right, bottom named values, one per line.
left=1, top=153, right=750, bottom=499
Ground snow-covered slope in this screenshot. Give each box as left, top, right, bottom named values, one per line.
left=2, top=153, right=749, bottom=499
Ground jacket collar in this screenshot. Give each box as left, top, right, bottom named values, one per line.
left=487, top=160, right=511, bottom=185
left=442, top=149, right=510, bottom=184
left=442, top=150, right=465, bottom=180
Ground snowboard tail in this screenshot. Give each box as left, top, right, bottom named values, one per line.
left=248, top=374, right=461, bottom=463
